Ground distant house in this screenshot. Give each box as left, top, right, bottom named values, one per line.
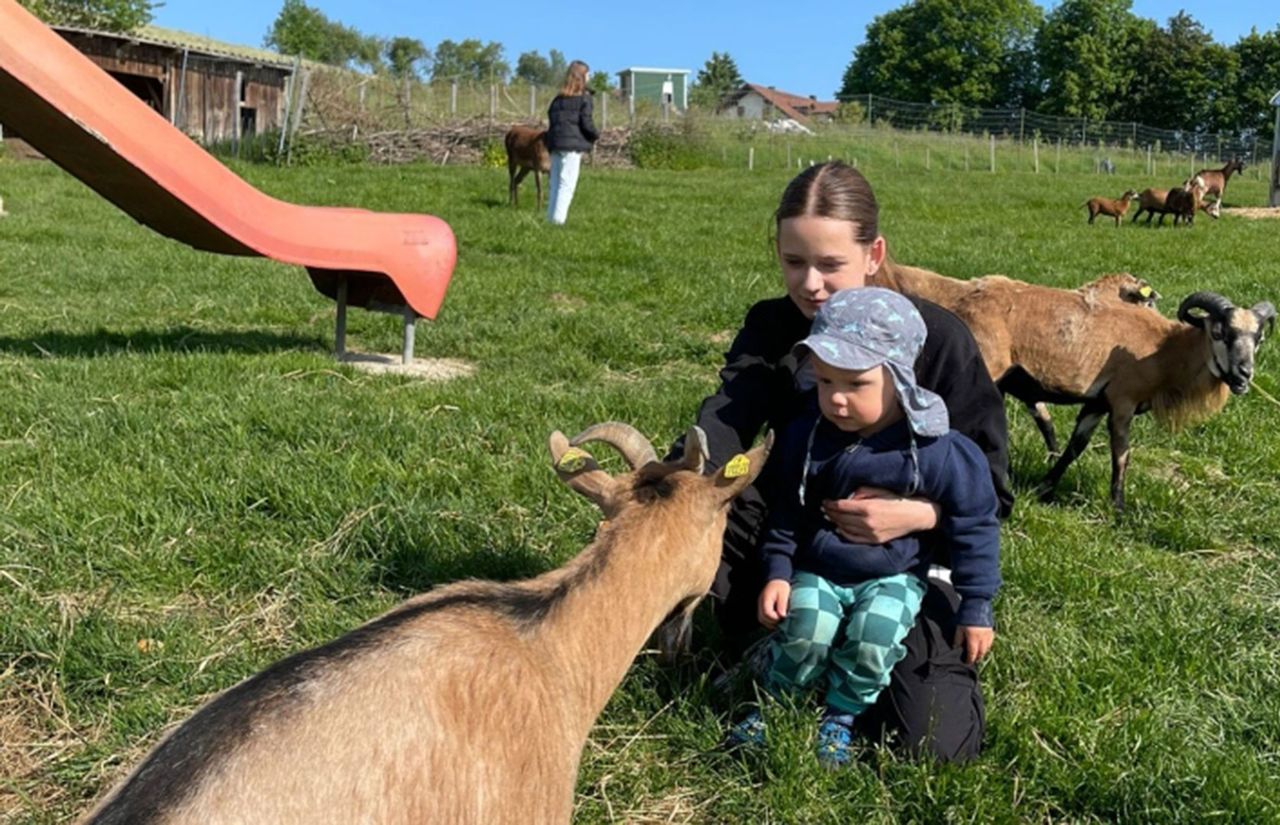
left=617, top=67, right=691, bottom=111
left=719, top=83, right=839, bottom=126
left=44, top=24, right=295, bottom=145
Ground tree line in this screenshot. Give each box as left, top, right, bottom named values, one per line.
left=839, top=0, right=1280, bottom=140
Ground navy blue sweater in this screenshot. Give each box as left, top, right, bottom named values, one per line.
left=759, top=410, right=1001, bottom=627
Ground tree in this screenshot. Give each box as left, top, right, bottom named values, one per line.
left=588, top=71, right=614, bottom=94
left=430, top=39, right=510, bottom=83
left=1114, top=12, right=1237, bottom=132
left=19, top=0, right=153, bottom=31
left=1034, top=0, right=1151, bottom=121
left=386, top=37, right=430, bottom=80
left=1231, top=25, right=1280, bottom=142
left=515, top=49, right=567, bottom=86
left=690, top=51, right=744, bottom=109
left=265, top=0, right=382, bottom=70
left=839, top=0, right=1043, bottom=107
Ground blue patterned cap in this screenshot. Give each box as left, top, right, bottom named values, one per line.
left=794, top=287, right=950, bottom=436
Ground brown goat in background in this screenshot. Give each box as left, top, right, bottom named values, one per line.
left=1192, top=157, right=1244, bottom=205
left=78, top=423, right=770, bottom=825
left=1083, top=190, right=1138, bottom=226
left=875, top=263, right=1160, bottom=455
left=505, top=125, right=551, bottom=208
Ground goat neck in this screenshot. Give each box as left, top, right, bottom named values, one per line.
left=544, top=424, right=769, bottom=728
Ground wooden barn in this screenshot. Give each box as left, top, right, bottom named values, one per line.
left=45, top=24, right=296, bottom=146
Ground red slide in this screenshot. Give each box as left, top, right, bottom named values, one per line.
left=0, top=0, right=456, bottom=321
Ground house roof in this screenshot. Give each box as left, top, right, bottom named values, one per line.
left=729, top=83, right=839, bottom=123
left=53, top=23, right=296, bottom=69
left=617, top=67, right=691, bottom=75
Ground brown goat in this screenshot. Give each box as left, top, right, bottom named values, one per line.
left=1083, top=190, right=1138, bottom=226
left=879, top=260, right=1274, bottom=511
left=1132, top=177, right=1215, bottom=226
left=77, top=423, right=771, bottom=825
left=875, top=263, right=1161, bottom=455
left=505, top=125, right=551, bottom=208
left=1165, top=176, right=1209, bottom=226
left=1192, top=157, right=1245, bottom=204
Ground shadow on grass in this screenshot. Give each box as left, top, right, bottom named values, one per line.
left=0, top=326, right=327, bottom=358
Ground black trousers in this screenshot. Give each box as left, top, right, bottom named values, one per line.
left=711, top=490, right=986, bottom=763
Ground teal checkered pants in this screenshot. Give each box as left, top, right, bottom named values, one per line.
left=765, top=571, right=927, bottom=716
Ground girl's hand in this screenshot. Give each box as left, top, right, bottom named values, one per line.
left=954, top=625, right=995, bottom=664
left=822, top=487, right=941, bottom=544
left=757, top=580, right=792, bottom=630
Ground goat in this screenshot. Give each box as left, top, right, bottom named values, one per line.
left=1132, top=177, right=1214, bottom=226
left=77, top=423, right=771, bottom=825
left=1192, top=156, right=1245, bottom=204
left=505, top=125, right=551, bottom=208
left=881, top=262, right=1273, bottom=510
left=1083, top=190, right=1138, bottom=226
left=875, top=263, right=1161, bottom=455
left=1166, top=175, right=1209, bottom=226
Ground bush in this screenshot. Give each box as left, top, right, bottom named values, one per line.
left=628, top=119, right=712, bottom=170
left=481, top=139, right=507, bottom=169
left=208, top=131, right=370, bottom=166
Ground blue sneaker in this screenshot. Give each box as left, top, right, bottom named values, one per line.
left=723, top=709, right=767, bottom=750
left=816, top=714, right=856, bottom=769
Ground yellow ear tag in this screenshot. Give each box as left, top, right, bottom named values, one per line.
left=723, top=453, right=750, bottom=478
left=556, top=448, right=591, bottom=473
left=1139, top=285, right=1153, bottom=298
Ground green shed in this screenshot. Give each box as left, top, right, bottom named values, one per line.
left=617, top=67, right=691, bottom=111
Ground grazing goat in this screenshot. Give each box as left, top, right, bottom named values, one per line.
left=78, top=423, right=771, bottom=825
left=505, top=125, right=551, bottom=208
left=1192, top=157, right=1244, bottom=204
left=875, top=263, right=1161, bottom=455
left=1083, top=190, right=1138, bottom=226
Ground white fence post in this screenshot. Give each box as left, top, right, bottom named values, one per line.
left=748, top=146, right=754, bottom=171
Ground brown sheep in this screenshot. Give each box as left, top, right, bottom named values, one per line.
left=879, top=259, right=1274, bottom=512
left=505, top=125, right=551, bottom=208
left=875, top=263, right=1161, bottom=455
left=1083, top=190, right=1138, bottom=226
left=77, top=423, right=771, bottom=825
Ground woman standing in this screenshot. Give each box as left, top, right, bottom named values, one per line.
left=544, top=60, right=599, bottom=225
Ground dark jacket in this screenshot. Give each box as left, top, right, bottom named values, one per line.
left=675, top=294, right=1013, bottom=518
left=545, top=93, right=599, bottom=153
left=759, top=414, right=1001, bottom=627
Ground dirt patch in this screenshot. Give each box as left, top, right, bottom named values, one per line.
left=1221, top=207, right=1280, bottom=220
left=339, top=352, right=475, bottom=381
left=0, top=672, right=84, bottom=818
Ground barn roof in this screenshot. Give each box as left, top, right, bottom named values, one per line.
left=53, top=23, right=296, bottom=69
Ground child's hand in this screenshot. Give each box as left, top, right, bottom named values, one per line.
left=757, top=580, right=792, bottom=630
left=822, top=487, right=941, bottom=544
left=954, top=625, right=995, bottom=664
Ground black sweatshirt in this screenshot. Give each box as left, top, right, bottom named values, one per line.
left=681, top=295, right=1014, bottom=519
left=545, top=93, right=599, bottom=153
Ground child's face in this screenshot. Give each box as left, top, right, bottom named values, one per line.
left=778, top=216, right=885, bottom=319
left=813, top=359, right=902, bottom=435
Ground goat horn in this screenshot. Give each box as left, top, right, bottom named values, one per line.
left=1178, top=292, right=1235, bottom=326
left=680, top=426, right=709, bottom=474
left=1253, top=301, right=1276, bottom=336
left=569, top=422, right=658, bottom=470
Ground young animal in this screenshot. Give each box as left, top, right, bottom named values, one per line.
left=1083, top=190, right=1138, bottom=226
left=875, top=263, right=1161, bottom=454
left=77, top=423, right=770, bottom=825
left=504, top=124, right=551, bottom=208
left=1166, top=175, right=1209, bottom=226
left=1192, top=157, right=1245, bottom=205
left=1132, top=177, right=1214, bottom=226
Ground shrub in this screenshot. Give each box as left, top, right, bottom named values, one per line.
left=628, top=119, right=711, bottom=170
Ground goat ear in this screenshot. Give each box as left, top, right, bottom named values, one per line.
left=549, top=431, right=619, bottom=515
left=709, top=431, right=774, bottom=502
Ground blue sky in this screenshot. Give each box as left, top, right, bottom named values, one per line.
left=153, top=1, right=1280, bottom=100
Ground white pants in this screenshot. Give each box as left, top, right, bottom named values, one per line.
left=546, top=151, right=582, bottom=225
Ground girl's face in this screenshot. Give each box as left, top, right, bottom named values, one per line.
left=813, top=359, right=902, bottom=435
left=778, top=216, right=886, bottom=319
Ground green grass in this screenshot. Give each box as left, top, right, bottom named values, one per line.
left=1, top=151, right=1278, bottom=823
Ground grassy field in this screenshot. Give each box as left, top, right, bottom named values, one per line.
left=1, top=149, right=1278, bottom=823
